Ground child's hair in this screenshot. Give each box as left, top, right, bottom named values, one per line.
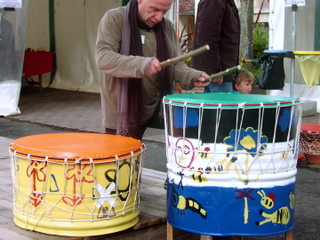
left=235, top=69, right=255, bottom=84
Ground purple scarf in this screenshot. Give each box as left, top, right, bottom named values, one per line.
left=116, top=0, right=173, bottom=139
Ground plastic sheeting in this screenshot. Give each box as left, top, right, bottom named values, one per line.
left=294, top=51, right=320, bottom=88
left=0, top=2, right=28, bottom=116
left=258, top=50, right=291, bottom=90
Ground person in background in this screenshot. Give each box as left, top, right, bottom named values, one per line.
left=234, top=69, right=255, bottom=94
left=96, top=0, right=211, bottom=140
left=191, top=0, right=240, bottom=93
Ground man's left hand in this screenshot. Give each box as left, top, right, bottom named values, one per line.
left=193, top=72, right=211, bottom=87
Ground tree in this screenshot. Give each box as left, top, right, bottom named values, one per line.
left=239, top=0, right=254, bottom=67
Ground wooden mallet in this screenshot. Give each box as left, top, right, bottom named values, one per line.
left=203, top=65, right=241, bottom=82
left=160, top=44, right=210, bottom=68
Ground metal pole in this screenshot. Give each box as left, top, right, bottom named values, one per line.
left=290, top=3, right=298, bottom=97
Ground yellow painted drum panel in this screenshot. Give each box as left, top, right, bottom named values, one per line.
left=10, top=133, right=145, bottom=236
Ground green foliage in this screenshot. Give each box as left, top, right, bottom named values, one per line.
left=252, top=23, right=269, bottom=59
left=240, top=23, right=269, bottom=83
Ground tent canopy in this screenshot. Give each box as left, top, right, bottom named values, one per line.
left=25, top=0, right=122, bottom=93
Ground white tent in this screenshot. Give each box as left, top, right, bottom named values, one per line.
left=268, top=0, right=320, bottom=113
left=25, top=0, right=122, bottom=93
left=25, top=0, right=180, bottom=92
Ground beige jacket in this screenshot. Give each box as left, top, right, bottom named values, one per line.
left=96, top=6, right=202, bottom=129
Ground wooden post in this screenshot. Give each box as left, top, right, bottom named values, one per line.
left=167, top=222, right=174, bottom=240
left=285, top=229, right=293, bottom=240
left=232, top=236, right=244, bottom=240
left=200, top=235, right=212, bottom=240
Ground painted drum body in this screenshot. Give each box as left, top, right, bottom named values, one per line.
left=10, top=133, right=145, bottom=237
left=163, top=93, right=301, bottom=236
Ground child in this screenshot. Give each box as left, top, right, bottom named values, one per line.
left=234, top=69, right=255, bottom=94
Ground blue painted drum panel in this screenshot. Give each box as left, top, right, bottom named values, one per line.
left=167, top=180, right=295, bottom=236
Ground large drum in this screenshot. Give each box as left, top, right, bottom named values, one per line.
left=300, top=122, right=320, bottom=164
left=163, top=93, right=301, bottom=236
left=10, top=133, right=145, bottom=236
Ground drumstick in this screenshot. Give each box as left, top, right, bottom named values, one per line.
left=160, top=44, right=210, bottom=68
left=203, top=65, right=241, bottom=82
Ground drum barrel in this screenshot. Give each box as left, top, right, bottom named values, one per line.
left=10, top=133, right=145, bottom=237
left=163, top=93, right=301, bottom=236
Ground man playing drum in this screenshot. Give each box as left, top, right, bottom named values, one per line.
left=96, top=0, right=211, bottom=140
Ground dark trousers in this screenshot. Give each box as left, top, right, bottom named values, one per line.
left=105, top=120, right=149, bottom=140
left=106, top=103, right=164, bottom=140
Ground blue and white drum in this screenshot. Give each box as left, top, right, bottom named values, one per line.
left=163, top=92, right=301, bottom=236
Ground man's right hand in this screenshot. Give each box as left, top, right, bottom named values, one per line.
left=147, top=58, right=162, bottom=76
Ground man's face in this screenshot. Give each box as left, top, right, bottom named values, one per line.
left=137, top=0, right=173, bottom=27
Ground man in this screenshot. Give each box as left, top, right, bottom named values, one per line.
left=192, top=0, right=240, bottom=93
left=96, top=0, right=210, bottom=140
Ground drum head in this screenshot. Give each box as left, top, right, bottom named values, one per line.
left=163, top=92, right=300, bottom=109
left=10, top=133, right=144, bottom=162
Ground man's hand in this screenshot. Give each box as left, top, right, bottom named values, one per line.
left=193, top=72, right=211, bottom=87
left=147, top=58, right=162, bottom=76
left=210, top=73, right=224, bottom=85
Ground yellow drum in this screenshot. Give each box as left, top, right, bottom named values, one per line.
left=10, top=133, right=145, bottom=236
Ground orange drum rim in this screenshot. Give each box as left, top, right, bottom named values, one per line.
left=10, top=133, right=146, bottom=163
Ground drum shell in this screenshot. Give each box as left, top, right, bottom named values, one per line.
left=10, top=133, right=145, bottom=237
left=163, top=93, right=301, bottom=236
left=166, top=173, right=296, bottom=236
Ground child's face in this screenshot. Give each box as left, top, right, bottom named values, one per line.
left=235, top=81, right=253, bottom=94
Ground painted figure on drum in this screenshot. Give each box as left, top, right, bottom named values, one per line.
left=255, top=190, right=294, bottom=226
left=63, top=163, right=95, bottom=207
left=26, top=160, right=48, bottom=207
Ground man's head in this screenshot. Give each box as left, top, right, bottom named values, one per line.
left=137, top=0, right=173, bottom=27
